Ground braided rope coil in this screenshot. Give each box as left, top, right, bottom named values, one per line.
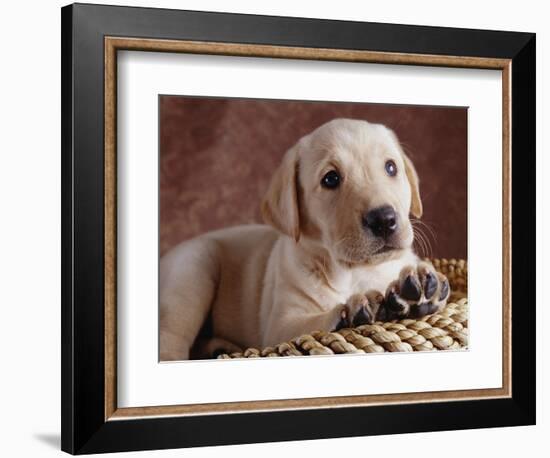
left=218, top=258, right=468, bottom=359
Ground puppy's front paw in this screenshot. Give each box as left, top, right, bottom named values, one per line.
left=378, top=262, right=451, bottom=320
left=334, top=293, right=377, bottom=330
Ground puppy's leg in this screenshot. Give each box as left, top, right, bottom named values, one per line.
left=377, top=261, right=451, bottom=321
left=262, top=295, right=377, bottom=346
left=160, top=240, right=220, bottom=361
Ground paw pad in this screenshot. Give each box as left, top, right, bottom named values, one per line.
left=423, top=271, right=438, bottom=299
left=336, top=264, right=452, bottom=330
left=400, top=272, right=422, bottom=301
left=335, top=294, right=376, bottom=330
left=378, top=263, right=451, bottom=321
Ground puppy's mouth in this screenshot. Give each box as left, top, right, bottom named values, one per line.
left=373, top=244, right=396, bottom=255
left=339, top=242, right=402, bottom=266
left=367, top=243, right=404, bottom=263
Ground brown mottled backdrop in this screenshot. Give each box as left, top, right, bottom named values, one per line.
left=160, top=96, right=467, bottom=259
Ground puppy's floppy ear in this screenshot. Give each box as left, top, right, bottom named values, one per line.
left=261, top=144, right=301, bottom=242
left=402, top=152, right=423, bottom=219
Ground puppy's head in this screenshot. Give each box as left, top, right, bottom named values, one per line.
left=261, top=118, right=422, bottom=265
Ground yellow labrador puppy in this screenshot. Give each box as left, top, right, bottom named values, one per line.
left=160, top=119, right=450, bottom=361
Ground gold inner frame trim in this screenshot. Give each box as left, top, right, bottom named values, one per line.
left=104, top=36, right=512, bottom=421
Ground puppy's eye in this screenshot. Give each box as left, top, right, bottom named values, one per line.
left=385, top=160, right=397, bottom=177
left=321, top=170, right=341, bottom=189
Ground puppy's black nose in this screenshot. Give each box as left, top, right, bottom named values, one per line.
left=363, top=206, right=398, bottom=238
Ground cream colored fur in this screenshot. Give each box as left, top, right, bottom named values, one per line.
left=160, top=119, right=426, bottom=361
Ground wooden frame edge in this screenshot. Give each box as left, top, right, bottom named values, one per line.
left=109, top=388, right=510, bottom=420
left=502, top=61, right=513, bottom=401
left=103, top=36, right=512, bottom=421
left=105, top=38, right=117, bottom=420
left=107, top=36, right=510, bottom=69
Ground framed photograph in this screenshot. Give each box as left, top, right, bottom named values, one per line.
left=61, top=3, right=536, bottom=454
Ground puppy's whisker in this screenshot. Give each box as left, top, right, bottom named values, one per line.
left=419, top=229, right=431, bottom=258
left=412, top=225, right=433, bottom=259
left=412, top=228, right=421, bottom=255
left=413, top=219, right=437, bottom=243
left=412, top=220, right=435, bottom=245
left=424, top=227, right=435, bottom=257
left=411, top=219, right=437, bottom=259
left=412, top=226, right=427, bottom=257
left=413, top=229, right=427, bottom=258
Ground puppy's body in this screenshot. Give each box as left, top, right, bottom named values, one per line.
left=160, top=119, right=449, bottom=361
left=160, top=224, right=418, bottom=359
left=160, top=225, right=276, bottom=358
left=258, top=230, right=418, bottom=347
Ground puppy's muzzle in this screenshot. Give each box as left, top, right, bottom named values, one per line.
left=362, top=205, right=398, bottom=239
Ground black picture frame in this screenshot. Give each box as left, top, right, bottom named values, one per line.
left=61, top=3, right=536, bottom=454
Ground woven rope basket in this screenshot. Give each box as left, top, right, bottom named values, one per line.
left=218, top=258, right=468, bottom=359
